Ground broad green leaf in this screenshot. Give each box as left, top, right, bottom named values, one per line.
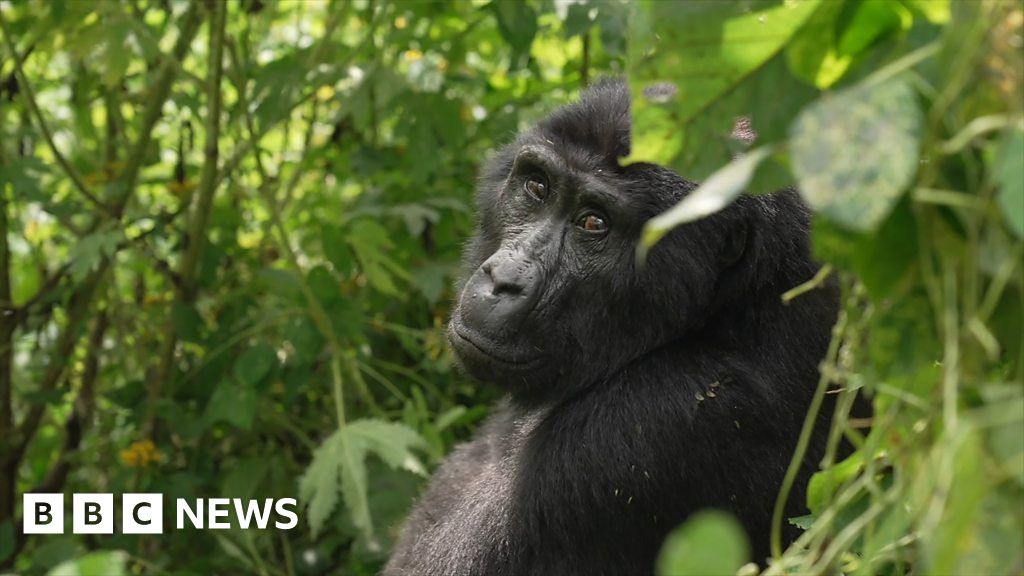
left=48, top=551, right=128, bottom=576
left=234, top=343, right=277, bottom=386
left=628, top=0, right=820, bottom=164
left=204, top=381, right=258, bottom=430
left=641, top=146, right=774, bottom=253
left=657, top=510, right=749, bottom=576
left=791, top=78, right=922, bottom=231
left=491, top=1, right=537, bottom=68
left=994, top=129, right=1024, bottom=238
left=786, top=1, right=850, bottom=88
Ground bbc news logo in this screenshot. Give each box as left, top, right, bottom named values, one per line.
left=23, top=493, right=298, bottom=534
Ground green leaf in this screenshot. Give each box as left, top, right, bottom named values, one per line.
left=807, top=452, right=864, bottom=515
left=300, top=419, right=428, bottom=540
left=905, top=0, right=951, bottom=23
left=790, top=78, right=922, bottom=231
left=641, top=146, right=774, bottom=253
left=786, top=1, right=850, bottom=88
left=629, top=0, right=820, bottom=163
left=68, top=229, right=122, bottom=281
left=171, top=302, right=203, bottom=344
left=657, top=510, right=750, bottom=576
left=348, top=219, right=405, bottom=296
left=321, top=224, right=356, bottom=277
left=348, top=419, right=428, bottom=477
left=48, top=551, right=128, bottom=576
left=491, top=0, right=537, bottom=67
left=299, top=431, right=345, bottom=539
left=994, top=129, right=1024, bottom=238
left=234, top=343, right=277, bottom=386
left=204, top=381, right=258, bottom=430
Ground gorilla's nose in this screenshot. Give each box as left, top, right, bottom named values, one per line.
left=482, top=258, right=527, bottom=296
left=459, top=251, right=540, bottom=334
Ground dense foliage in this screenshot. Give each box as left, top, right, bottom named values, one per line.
left=0, top=1, right=1019, bottom=575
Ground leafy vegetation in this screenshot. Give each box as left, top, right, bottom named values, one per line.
left=0, top=1, right=1020, bottom=575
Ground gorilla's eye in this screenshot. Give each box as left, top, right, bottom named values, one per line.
left=523, top=178, right=549, bottom=201
left=576, top=212, right=609, bottom=234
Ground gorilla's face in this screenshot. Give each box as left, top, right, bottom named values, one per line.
left=448, top=83, right=749, bottom=397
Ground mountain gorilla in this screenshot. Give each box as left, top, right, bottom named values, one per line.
left=385, top=80, right=846, bottom=575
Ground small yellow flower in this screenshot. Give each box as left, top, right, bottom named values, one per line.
left=404, top=49, right=423, bottom=62
left=316, top=85, right=335, bottom=102
left=120, top=440, right=163, bottom=468
left=394, top=15, right=407, bottom=29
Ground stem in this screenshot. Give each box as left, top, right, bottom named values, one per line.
left=149, top=0, right=227, bottom=436
left=781, top=264, right=833, bottom=303
left=0, top=147, right=15, bottom=548
left=771, top=305, right=849, bottom=559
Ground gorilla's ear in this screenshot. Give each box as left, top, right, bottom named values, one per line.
left=720, top=218, right=749, bottom=268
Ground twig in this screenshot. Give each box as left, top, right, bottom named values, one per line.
left=781, top=264, right=833, bottom=303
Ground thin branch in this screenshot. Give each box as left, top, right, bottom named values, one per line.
left=148, top=0, right=227, bottom=436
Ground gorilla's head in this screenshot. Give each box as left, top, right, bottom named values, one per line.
left=448, top=80, right=814, bottom=400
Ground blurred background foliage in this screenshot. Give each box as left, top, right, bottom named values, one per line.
left=0, top=0, right=1019, bottom=575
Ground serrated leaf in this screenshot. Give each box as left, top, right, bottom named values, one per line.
left=641, top=147, right=774, bottom=252
left=348, top=219, right=405, bottom=296
left=299, top=431, right=345, bottom=539
left=347, top=419, right=428, bottom=477
left=657, top=510, right=750, bottom=576
left=791, top=78, right=922, bottom=231
left=336, top=426, right=373, bottom=539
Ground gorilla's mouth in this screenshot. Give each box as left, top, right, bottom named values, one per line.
left=448, top=322, right=545, bottom=370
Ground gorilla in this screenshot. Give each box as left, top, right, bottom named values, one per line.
left=385, top=80, right=847, bottom=575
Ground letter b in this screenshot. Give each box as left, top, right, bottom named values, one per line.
left=73, top=494, right=113, bottom=534
left=23, top=494, right=63, bottom=534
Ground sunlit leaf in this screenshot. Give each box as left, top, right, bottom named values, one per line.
left=641, top=146, right=774, bottom=253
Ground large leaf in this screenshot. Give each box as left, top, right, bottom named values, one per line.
left=628, top=0, right=821, bottom=165
left=300, top=419, right=427, bottom=539
left=656, top=510, right=750, bottom=576
left=790, top=78, right=922, bottom=231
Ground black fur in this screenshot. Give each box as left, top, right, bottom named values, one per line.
left=385, top=80, right=843, bottom=575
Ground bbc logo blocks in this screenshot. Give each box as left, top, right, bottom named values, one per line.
left=22, top=494, right=63, bottom=534
left=122, top=493, right=163, bottom=534
left=22, top=493, right=297, bottom=534
left=24, top=493, right=164, bottom=535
